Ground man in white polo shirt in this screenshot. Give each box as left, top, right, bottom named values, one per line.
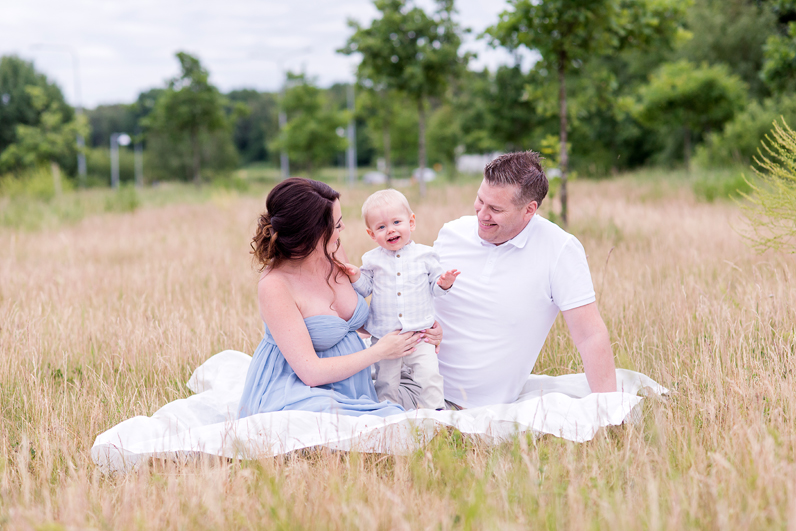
left=432, top=151, right=617, bottom=408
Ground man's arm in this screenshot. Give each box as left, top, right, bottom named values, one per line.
left=562, top=302, right=617, bottom=393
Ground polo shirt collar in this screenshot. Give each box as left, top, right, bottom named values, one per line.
left=380, top=240, right=415, bottom=256
left=476, top=215, right=536, bottom=249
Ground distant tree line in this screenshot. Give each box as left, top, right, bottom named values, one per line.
left=2, top=0, right=796, bottom=196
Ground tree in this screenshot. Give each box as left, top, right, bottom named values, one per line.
left=634, top=60, right=747, bottom=166
left=270, top=73, right=347, bottom=175
left=0, top=55, right=78, bottom=172
left=86, top=104, right=138, bottom=147
left=341, top=0, right=468, bottom=196
left=762, top=21, right=796, bottom=94
left=486, top=0, right=687, bottom=226
left=142, top=52, right=235, bottom=185
left=676, top=0, right=776, bottom=99
left=356, top=83, right=405, bottom=184
left=0, top=85, right=89, bottom=191
left=227, top=89, right=279, bottom=165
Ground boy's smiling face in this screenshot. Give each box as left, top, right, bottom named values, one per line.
left=365, top=204, right=415, bottom=251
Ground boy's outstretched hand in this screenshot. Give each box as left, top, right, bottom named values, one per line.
left=437, top=269, right=460, bottom=290
left=342, top=263, right=361, bottom=283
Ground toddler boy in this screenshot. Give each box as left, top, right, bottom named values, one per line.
left=344, top=189, right=459, bottom=410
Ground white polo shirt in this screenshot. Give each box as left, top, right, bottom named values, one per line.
left=433, top=215, right=596, bottom=407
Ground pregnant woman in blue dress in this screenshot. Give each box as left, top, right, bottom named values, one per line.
left=238, top=178, right=420, bottom=418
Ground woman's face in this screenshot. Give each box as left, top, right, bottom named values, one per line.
left=327, top=199, right=345, bottom=253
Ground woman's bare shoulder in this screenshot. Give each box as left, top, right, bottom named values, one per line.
left=258, top=268, right=294, bottom=299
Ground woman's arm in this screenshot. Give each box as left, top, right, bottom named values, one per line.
left=260, top=276, right=417, bottom=387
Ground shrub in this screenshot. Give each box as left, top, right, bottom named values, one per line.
left=104, top=184, right=140, bottom=213
left=695, top=95, right=796, bottom=168
left=692, top=170, right=752, bottom=202
left=0, top=165, right=73, bottom=201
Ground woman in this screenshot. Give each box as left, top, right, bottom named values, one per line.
left=238, top=177, right=423, bottom=418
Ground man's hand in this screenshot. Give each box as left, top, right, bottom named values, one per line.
left=437, top=269, right=460, bottom=290
left=562, top=302, right=617, bottom=393
left=342, top=263, right=361, bottom=283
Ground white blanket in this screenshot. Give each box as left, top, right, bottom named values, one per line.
left=91, top=350, right=667, bottom=473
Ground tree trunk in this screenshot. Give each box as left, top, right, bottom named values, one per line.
left=383, top=124, right=392, bottom=188
left=191, top=129, right=201, bottom=186
left=558, top=52, right=569, bottom=228
left=50, top=161, right=61, bottom=196
left=683, top=126, right=691, bottom=170
left=417, top=98, right=427, bottom=198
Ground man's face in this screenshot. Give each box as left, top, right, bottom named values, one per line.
left=474, top=180, right=537, bottom=245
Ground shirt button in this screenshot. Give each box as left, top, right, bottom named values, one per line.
left=397, top=292, right=401, bottom=296
left=399, top=313, right=402, bottom=317
left=397, top=254, right=401, bottom=258
left=397, top=272, right=401, bottom=276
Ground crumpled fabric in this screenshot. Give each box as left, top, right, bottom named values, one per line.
left=91, top=350, right=667, bottom=473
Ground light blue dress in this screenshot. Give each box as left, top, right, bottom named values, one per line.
left=238, top=294, right=404, bottom=418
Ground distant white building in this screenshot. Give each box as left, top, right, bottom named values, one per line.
left=456, top=152, right=502, bottom=175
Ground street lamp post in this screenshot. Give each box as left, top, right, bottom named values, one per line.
left=30, top=44, right=87, bottom=187
left=346, top=83, right=357, bottom=186
left=278, top=84, right=290, bottom=181
left=250, top=47, right=311, bottom=180
left=134, top=140, right=144, bottom=188
left=110, top=133, right=131, bottom=189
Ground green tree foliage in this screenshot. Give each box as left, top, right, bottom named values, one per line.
left=677, top=0, right=776, bottom=99
left=741, top=119, right=796, bottom=251
left=426, top=104, right=460, bottom=178
left=355, top=84, right=403, bottom=183
left=0, top=55, right=80, bottom=174
left=270, top=73, right=347, bottom=174
left=450, top=65, right=540, bottom=155
left=227, top=89, right=279, bottom=165
left=341, top=0, right=468, bottom=195
left=696, top=94, right=796, bottom=167
left=762, top=22, right=796, bottom=94
left=325, top=83, right=376, bottom=167
left=143, top=52, right=242, bottom=184
left=0, top=86, right=89, bottom=184
left=86, top=104, right=138, bottom=147
left=635, top=60, right=747, bottom=166
left=486, top=0, right=688, bottom=225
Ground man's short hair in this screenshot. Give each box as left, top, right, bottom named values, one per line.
left=483, top=151, right=549, bottom=207
left=361, top=189, right=413, bottom=227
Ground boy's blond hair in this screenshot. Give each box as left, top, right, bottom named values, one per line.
left=361, top=189, right=413, bottom=227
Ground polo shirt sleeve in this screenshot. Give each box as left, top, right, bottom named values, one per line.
left=550, top=236, right=596, bottom=312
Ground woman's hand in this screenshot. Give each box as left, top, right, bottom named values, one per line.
left=373, top=330, right=417, bottom=360
left=419, top=321, right=443, bottom=353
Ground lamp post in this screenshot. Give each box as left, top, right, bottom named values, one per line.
left=30, top=44, right=87, bottom=187
left=110, top=132, right=131, bottom=189
left=250, top=47, right=311, bottom=180
left=346, top=83, right=357, bottom=186
left=134, top=139, right=144, bottom=188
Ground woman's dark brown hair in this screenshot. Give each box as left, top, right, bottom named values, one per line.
left=251, top=177, right=343, bottom=278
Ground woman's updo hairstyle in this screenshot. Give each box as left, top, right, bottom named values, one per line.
left=251, top=177, right=342, bottom=273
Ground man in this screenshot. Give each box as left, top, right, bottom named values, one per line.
left=432, top=150, right=617, bottom=409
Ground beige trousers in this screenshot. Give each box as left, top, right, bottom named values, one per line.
left=371, top=338, right=444, bottom=410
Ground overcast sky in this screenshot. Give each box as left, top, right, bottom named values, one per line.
left=0, top=0, right=535, bottom=109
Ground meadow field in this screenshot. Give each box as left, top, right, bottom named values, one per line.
left=1, top=170, right=795, bottom=530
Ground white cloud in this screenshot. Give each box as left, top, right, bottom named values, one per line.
left=0, top=0, right=532, bottom=108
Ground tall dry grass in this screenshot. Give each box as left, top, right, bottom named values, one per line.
left=1, top=176, right=795, bottom=529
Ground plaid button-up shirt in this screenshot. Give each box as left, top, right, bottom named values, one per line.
left=352, top=241, right=449, bottom=338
